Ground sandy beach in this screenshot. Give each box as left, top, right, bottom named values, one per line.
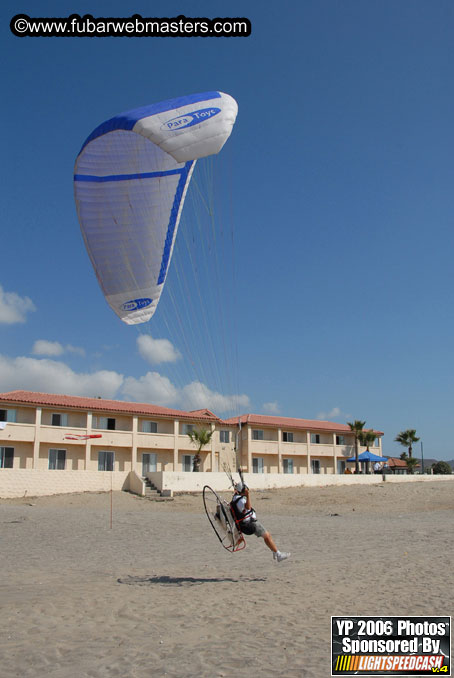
left=1, top=480, right=453, bottom=678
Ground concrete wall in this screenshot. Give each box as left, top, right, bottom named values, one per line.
left=128, top=471, right=145, bottom=497
left=148, top=471, right=454, bottom=493
left=0, top=470, right=130, bottom=498
left=0, top=468, right=452, bottom=499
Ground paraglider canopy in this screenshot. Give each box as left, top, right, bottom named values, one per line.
left=74, top=91, right=237, bottom=324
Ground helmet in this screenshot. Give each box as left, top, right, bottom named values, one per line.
left=234, top=481, right=246, bottom=493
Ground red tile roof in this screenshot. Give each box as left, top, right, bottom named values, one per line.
left=189, top=408, right=219, bottom=418
left=0, top=390, right=221, bottom=422
left=0, top=390, right=384, bottom=434
left=224, top=413, right=384, bottom=435
left=386, top=456, right=420, bottom=468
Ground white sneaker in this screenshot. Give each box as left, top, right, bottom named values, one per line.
left=273, top=551, right=290, bottom=562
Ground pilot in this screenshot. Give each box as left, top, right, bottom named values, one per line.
left=230, top=482, right=290, bottom=562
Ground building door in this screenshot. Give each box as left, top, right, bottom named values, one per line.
left=98, top=451, right=114, bottom=471
left=337, top=460, right=346, bottom=475
left=142, top=453, right=157, bottom=476
left=252, top=457, right=264, bottom=473
left=311, top=459, right=320, bottom=474
left=49, top=449, right=66, bottom=470
left=0, top=447, right=14, bottom=468
left=283, top=458, right=294, bottom=474
left=182, top=455, right=194, bottom=472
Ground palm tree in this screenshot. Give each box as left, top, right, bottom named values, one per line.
left=347, top=420, right=366, bottom=474
left=400, top=452, right=419, bottom=475
left=395, top=429, right=420, bottom=458
left=187, top=427, right=214, bottom=472
left=359, top=430, right=376, bottom=451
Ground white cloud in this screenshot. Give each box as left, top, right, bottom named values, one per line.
left=137, top=334, right=181, bottom=365
left=263, top=401, right=280, bottom=415
left=0, top=355, right=123, bottom=399
left=122, top=375, right=250, bottom=413
left=32, top=340, right=86, bottom=358
left=180, top=381, right=250, bottom=414
left=317, top=407, right=348, bottom=421
left=0, top=286, right=36, bottom=324
left=0, top=352, right=250, bottom=416
left=32, top=340, right=64, bottom=356
left=122, top=371, right=179, bottom=406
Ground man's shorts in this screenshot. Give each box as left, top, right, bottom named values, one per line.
left=243, top=520, right=266, bottom=538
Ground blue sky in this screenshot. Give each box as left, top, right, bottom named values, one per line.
left=1, top=1, right=453, bottom=460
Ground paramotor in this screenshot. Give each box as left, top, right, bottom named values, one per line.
left=203, top=485, right=245, bottom=552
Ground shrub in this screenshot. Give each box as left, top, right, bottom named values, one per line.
left=431, top=461, right=452, bottom=475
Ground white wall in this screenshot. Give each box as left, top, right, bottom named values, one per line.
left=0, top=469, right=452, bottom=499
left=0, top=470, right=130, bottom=498
left=148, top=471, right=454, bottom=493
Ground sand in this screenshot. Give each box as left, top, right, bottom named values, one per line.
left=1, top=480, right=453, bottom=678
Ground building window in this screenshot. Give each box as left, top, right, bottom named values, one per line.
left=311, top=434, right=320, bottom=444
left=374, top=438, right=380, bottom=447
left=98, top=451, right=114, bottom=471
left=282, top=432, right=293, bottom=443
left=337, top=460, right=346, bottom=474
left=94, top=417, right=116, bottom=430
left=252, top=457, right=264, bottom=473
left=51, top=413, right=68, bottom=427
left=182, top=454, right=194, bottom=472
left=252, top=430, right=264, bottom=441
left=336, top=435, right=345, bottom=445
left=183, top=424, right=194, bottom=435
left=0, top=409, right=16, bottom=423
left=142, top=421, right=158, bottom=433
left=0, top=447, right=14, bottom=468
left=220, top=430, right=230, bottom=443
left=48, top=449, right=66, bottom=470
left=311, top=459, right=320, bottom=474
left=283, top=458, right=294, bottom=474
left=142, top=453, right=157, bottom=475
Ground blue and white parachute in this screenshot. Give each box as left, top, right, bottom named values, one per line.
left=74, top=91, right=237, bottom=324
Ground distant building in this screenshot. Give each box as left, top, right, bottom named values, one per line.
left=225, top=413, right=383, bottom=475
left=385, top=457, right=421, bottom=475
left=0, top=390, right=235, bottom=476
left=0, top=390, right=384, bottom=479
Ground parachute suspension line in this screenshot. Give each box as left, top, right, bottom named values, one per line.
left=136, top=160, right=226, bottom=409
left=186, top=163, right=229, bottom=402
left=151, top=152, right=241, bottom=419
left=226, top=145, right=242, bottom=419
left=236, top=416, right=243, bottom=470
left=162, top=272, right=211, bottom=389
left=131, top=149, right=240, bottom=420
left=138, top=147, right=217, bottom=401
left=202, top=154, right=241, bottom=419
left=177, top=215, right=222, bottom=394
left=159, top=214, right=218, bottom=397
left=184, top=149, right=242, bottom=421
left=197, top=157, right=239, bottom=416
left=223, top=146, right=242, bottom=419
left=156, top=158, right=223, bottom=409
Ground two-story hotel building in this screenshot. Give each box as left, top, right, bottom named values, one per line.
left=0, top=390, right=384, bottom=496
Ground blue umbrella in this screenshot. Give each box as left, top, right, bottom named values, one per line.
left=346, top=450, right=388, bottom=462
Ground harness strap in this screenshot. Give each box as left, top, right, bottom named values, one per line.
left=230, top=495, right=255, bottom=526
